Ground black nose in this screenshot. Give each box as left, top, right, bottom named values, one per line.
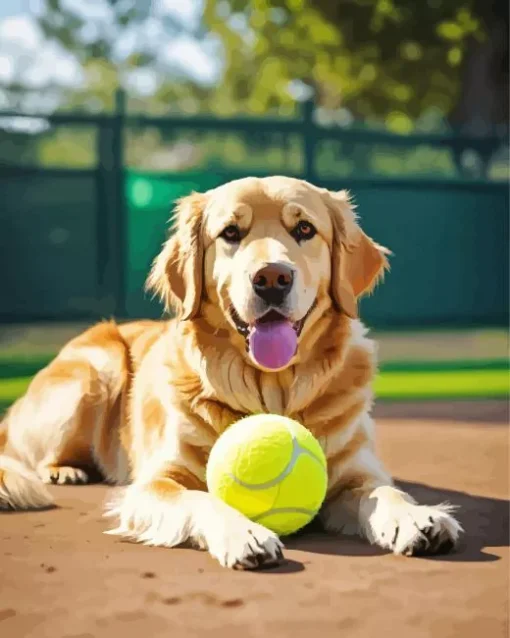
left=252, top=263, right=294, bottom=306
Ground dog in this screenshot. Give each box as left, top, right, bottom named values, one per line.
left=0, top=176, right=461, bottom=568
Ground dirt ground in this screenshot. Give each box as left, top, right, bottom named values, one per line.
left=1, top=401, right=508, bottom=638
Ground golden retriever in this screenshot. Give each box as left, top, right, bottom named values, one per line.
left=0, top=176, right=461, bottom=568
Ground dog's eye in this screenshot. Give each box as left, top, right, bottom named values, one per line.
left=220, top=225, right=241, bottom=244
left=291, top=220, right=317, bottom=243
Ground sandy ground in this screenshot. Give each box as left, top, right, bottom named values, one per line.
left=1, top=403, right=508, bottom=638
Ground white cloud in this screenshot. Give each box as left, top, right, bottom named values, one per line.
left=162, top=36, right=220, bottom=84
left=0, top=0, right=220, bottom=95
left=144, top=16, right=166, bottom=41
left=0, top=55, right=14, bottom=82
left=0, top=14, right=83, bottom=88
left=155, top=0, right=203, bottom=27
left=0, top=15, right=41, bottom=48
left=60, top=0, right=113, bottom=22
left=125, top=68, right=158, bottom=96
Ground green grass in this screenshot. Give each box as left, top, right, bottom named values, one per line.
left=374, top=369, right=509, bottom=400
left=0, top=377, right=32, bottom=410
left=0, top=367, right=508, bottom=415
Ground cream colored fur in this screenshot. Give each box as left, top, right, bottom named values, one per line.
left=0, top=176, right=462, bottom=567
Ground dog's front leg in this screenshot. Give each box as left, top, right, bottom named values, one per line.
left=105, top=474, right=283, bottom=569
left=321, top=443, right=463, bottom=556
left=104, top=386, right=283, bottom=569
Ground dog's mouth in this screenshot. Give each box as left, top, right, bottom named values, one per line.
left=229, top=304, right=315, bottom=370
left=230, top=308, right=309, bottom=339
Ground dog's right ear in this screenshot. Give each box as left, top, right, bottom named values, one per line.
left=146, top=192, right=207, bottom=320
left=320, top=188, right=390, bottom=318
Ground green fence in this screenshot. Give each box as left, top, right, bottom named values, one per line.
left=0, top=92, right=508, bottom=328
left=125, top=172, right=509, bottom=328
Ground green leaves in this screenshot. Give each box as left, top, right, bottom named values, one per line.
left=29, top=0, right=504, bottom=128
left=437, top=7, right=482, bottom=42
left=203, top=0, right=497, bottom=125
left=437, top=21, right=465, bottom=41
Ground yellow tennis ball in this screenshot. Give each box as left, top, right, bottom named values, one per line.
left=206, top=414, right=328, bottom=536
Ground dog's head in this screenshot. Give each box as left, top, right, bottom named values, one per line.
left=147, top=176, right=389, bottom=371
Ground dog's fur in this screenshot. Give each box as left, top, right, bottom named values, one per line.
left=0, top=176, right=461, bottom=568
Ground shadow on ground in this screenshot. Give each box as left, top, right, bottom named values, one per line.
left=284, top=479, right=509, bottom=565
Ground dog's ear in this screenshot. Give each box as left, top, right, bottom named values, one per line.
left=146, top=192, right=207, bottom=320
left=321, top=189, right=390, bottom=318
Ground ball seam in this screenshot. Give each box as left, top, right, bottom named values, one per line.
left=227, top=433, right=325, bottom=490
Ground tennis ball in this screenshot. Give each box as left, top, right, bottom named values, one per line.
left=206, top=414, right=327, bottom=536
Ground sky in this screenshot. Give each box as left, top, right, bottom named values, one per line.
left=0, top=0, right=220, bottom=93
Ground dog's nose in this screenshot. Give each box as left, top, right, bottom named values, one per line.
left=252, top=263, right=294, bottom=306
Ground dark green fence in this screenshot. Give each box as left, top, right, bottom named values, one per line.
left=1, top=93, right=508, bottom=329
left=125, top=172, right=509, bottom=328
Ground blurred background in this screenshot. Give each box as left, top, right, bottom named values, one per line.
left=0, top=0, right=508, bottom=412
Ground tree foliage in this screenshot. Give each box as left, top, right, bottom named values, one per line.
left=33, top=0, right=208, bottom=111
left=29, top=0, right=509, bottom=130
left=204, top=0, right=509, bottom=130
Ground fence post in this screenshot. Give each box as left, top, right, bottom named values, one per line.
left=95, top=89, right=127, bottom=318
left=112, top=88, right=126, bottom=317
left=301, top=97, right=317, bottom=183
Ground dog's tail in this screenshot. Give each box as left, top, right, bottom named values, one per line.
left=0, top=424, right=53, bottom=511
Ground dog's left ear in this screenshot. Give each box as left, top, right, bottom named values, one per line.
left=146, top=191, right=207, bottom=320
left=321, top=189, right=390, bottom=318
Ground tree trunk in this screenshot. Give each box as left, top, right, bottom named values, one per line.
left=449, top=15, right=509, bottom=135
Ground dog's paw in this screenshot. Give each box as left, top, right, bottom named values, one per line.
left=103, top=485, right=285, bottom=570
left=206, top=518, right=284, bottom=570
left=39, top=465, right=89, bottom=485
left=370, top=500, right=462, bottom=556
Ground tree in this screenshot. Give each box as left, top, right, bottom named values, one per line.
left=204, top=0, right=509, bottom=131
left=26, top=0, right=510, bottom=131
left=34, top=0, right=212, bottom=111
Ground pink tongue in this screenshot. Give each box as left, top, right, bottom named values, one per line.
left=248, top=320, right=297, bottom=369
